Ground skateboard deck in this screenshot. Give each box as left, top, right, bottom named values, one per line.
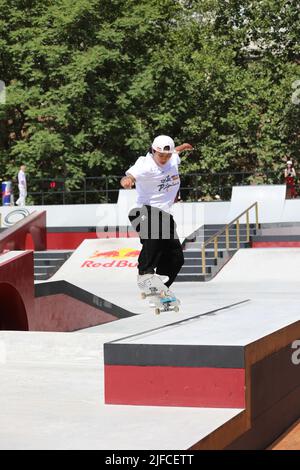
left=138, top=274, right=180, bottom=315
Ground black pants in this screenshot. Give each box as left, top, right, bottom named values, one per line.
left=128, top=205, right=184, bottom=287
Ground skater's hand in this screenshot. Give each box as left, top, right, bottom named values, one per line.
left=120, top=175, right=135, bottom=189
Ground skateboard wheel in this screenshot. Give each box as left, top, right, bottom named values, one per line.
left=155, top=308, right=160, bottom=315
left=174, top=306, right=179, bottom=312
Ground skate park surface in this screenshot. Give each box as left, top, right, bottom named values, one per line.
left=1, top=239, right=300, bottom=448
left=1, top=185, right=300, bottom=449
left=39, top=237, right=300, bottom=310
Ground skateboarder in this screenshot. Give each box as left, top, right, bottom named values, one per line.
left=120, top=135, right=193, bottom=297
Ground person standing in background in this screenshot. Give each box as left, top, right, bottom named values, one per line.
left=16, top=164, right=27, bottom=206
left=284, top=160, right=297, bottom=199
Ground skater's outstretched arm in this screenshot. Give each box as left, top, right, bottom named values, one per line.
left=175, top=143, right=193, bottom=154
left=120, top=174, right=135, bottom=189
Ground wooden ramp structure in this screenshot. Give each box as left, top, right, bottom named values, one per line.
left=104, top=248, right=300, bottom=449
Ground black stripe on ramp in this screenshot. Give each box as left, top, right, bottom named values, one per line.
left=104, top=343, right=245, bottom=368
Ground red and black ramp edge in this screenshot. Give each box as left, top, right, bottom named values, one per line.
left=104, top=343, right=245, bottom=408
left=252, top=235, right=300, bottom=248
left=104, top=302, right=300, bottom=448
left=104, top=300, right=250, bottom=408
left=190, top=320, right=300, bottom=450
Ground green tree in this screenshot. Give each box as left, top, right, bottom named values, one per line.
left=0, top=0, right=299, bottom=202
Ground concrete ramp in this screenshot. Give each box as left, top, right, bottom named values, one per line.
left=51, top=238, right=142, bottom=285
left=213, top=248, right=300, bottom=284
left=47, top=238, right=245, bottom=316
left=0, top=328, right=243, bottom=450
left=103, top=247, right=300, bottom=448
left=47, top=242, right=300, bottom=313
left=2, top=239, right=300, bottom=448
left=48, top=238, right=144, bottom=314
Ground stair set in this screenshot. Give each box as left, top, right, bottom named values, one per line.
left=34, top=251, right=72, bottom=281
left=177, top=224, right=257, bottom=282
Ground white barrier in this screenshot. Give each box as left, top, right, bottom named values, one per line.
left=227, top=185, right=286, bottom=224
left=3, top=184, right=300, bottom=229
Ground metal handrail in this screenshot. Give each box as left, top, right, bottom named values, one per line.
left=201, top=202, right=259, bottom=275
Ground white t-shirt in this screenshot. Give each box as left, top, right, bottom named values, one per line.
left=18, top=170, right=26, bottom=189
left=126, top=152, right=181, bottom=212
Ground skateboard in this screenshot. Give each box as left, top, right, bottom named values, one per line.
left=138, top=274, right=180, bottom=315
left=151, top=291, right=180, bottom=315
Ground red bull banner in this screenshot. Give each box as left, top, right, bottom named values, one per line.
left=81, top=248, right=140, bottom=268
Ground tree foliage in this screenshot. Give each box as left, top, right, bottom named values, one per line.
left=0, top=0, right=299, bottom=199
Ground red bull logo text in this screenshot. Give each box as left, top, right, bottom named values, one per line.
left=81, top=248, right=140, bottom=268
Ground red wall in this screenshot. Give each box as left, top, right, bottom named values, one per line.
left=0, top=251, right=119, bottom=331
left=33, top=294, right=117, bottom=332
left=0, top=252, right=34, bottom=330
left=105, top=365, right=245, bottom=408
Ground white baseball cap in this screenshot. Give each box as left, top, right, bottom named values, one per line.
left=152, top=135, right=175, bottom=154
left=287, top=160, right=293, bottom=165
